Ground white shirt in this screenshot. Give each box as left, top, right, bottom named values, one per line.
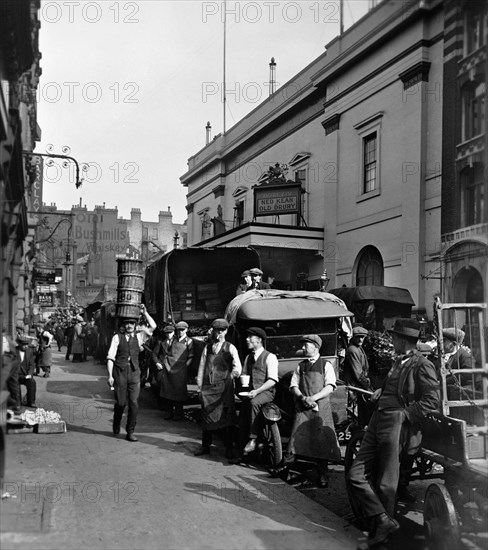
left=243, top=347, right=279, bottom=383
left=106, top=332, right=147, bottom=362
left=197, top=340, right=242, bottom=389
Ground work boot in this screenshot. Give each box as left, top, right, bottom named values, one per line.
left=113, top=421, right=121, bottom=435
left=397, top=485, right=416, bottom=503
left=125, top=432, right=138, bottom=442
left=243, top=439, right=256, bottom=453
left=193, top=446, right=210, bottom=456
left=368, top=513, right=399, bottom=545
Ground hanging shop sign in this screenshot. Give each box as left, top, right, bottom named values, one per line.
left=37, top=292, right=54, bottom=307
left=253, top=183, right=302, bottom=218
left=33, top=268, right=56, bottom=284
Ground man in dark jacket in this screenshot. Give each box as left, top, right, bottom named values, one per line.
left=443, top=327, right=476, bottom=400
left=8, top=335, right=37, bottom=409
left=346, top=319, right=439, bottom=547
left=343, top=326, right=374, bottom=427
left=249, top=268, right=271, bottom=290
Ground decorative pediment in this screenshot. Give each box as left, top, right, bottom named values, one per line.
left=232, top=186, right=248, bottom=197
left=289, top=152, right=311, bottom=166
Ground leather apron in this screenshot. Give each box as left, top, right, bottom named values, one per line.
left=160, top=338, right=190, bottom=401
left=288, top=358, right=341, bottom=461
left=201, top=342, right=236, bottom=430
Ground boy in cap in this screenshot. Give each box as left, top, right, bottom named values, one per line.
left=346, top=319, right=439, bottom=546
left=195, top=318, right=242, bottom=457
left=232, top=326, right=278, bottom=461
left=343, top=326, right=374, bottom=427
left=249, top=268, right=271, bottom=290
left=284, top=334, right=340, bottom=487
left=236, top=270, right=252, bottom=296
left=152, top=321, right=194, bottom=420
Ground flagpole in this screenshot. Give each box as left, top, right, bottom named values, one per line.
left=223, top=0, right=227, bottom=134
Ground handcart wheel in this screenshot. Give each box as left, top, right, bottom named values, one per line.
left=344, top=429, right=368, bottom=529
left=424, top=483, right=460, bottom=550
left=258, top=422, right=283, bottom=469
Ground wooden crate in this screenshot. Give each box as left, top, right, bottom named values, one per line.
left=182, top=311, right=207, bottom=321
left=34, top=421, right=67, bottom=434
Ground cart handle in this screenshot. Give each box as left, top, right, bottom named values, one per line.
left=345, top=385, right=374, bottom=396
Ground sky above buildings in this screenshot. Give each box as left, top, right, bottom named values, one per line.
left=36, top=0, right=369, bottom=224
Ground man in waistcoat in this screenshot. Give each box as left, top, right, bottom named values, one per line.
left=232, top=326, right=278, bottom=462
left=107, top=308, right=155, bottom=442
left=346, top=319, right=439, bottom=546
left=195, top=318, right=242, bottom=458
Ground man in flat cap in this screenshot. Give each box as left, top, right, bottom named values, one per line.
left=249, top=268, right=271, bottom=290
left=6, top=335, right=37, bottom=412
left=152, top=321, right=194, bottom=420
left=343, top=326, right=374, bottom=428
left=232, top=326, right=279, bottom=461
left=347, top=319, right=439, bottom=546
left=284, top=334, right=340, bottom=487
left=195, top=318, right=242, bottom=457
left=236, top=270, right=252, bottom=296
left=107, top=306, right=156, bottom=442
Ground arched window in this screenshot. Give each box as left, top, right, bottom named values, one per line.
left=356, top=246, right=384, bottom=286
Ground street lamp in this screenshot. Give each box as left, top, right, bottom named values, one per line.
left=173, top=231, right=180, bottom=249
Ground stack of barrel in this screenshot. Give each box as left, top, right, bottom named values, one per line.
left=116, top=257, right=144, bottom=319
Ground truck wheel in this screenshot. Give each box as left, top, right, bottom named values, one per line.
left=424, top=483, right=460, bottom=550
left=259, top=422, right=282, bottom=469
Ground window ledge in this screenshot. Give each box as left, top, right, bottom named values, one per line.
left=356, top=189, right=380, bottom=203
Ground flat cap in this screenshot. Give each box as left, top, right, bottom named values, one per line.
left=212, top=318, right=229, bottom=329
left=240, top=270, right=251, bottom=277
left=352, top=327, right=369, bottom=337
left=76, top=315, right=84, bottom=322
left=249, top=267, right=263, bottom=275
left=247, top=326, right=267, bottom=340
left=175, top=321, right=189, bottom=329
left=388, top=318, right=420, bottom=340
left=300, top=334, right=322, bottom=348
left=443, top=328, right=465, bottom=344
left=163, top=325, right=176, bottom=333
left=122, top=318, right=138, bottom=323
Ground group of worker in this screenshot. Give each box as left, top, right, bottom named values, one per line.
left=236, top=267, right=272, bottom=294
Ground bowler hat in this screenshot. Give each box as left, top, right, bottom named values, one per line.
left=16, top=335, right=30, bottom=345
left=300, top=334, right=322, bottom=348
left=247, top=326, right=267, bottom=340
left=443, top=328, right=465, bottom=344
left=352, top=327, right=369, bottom=337
left=163, top=325, right=175, bottom=333
left=249, top=268, right=263, bottom=276
left=175, top=321, right=189, bottom=329
left=388, top=318, right=420, bottom=340
left=212, top=318, right=229, bottom=330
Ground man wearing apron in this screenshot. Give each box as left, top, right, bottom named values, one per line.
left=284, top=334, right=341, bottom=488
left=195, top=318, right=242, bottom=458
left=153, top=322, right=194, bottom=420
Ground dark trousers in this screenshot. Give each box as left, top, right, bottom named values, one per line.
left=113, top=366, right=140, bottom=433
left=19, top=375, right=36, bottom=406
left=238, top=390, right=274, bottom=445
left=346, top=408, right=407, bottom=519
left=202, top=426, right=235, bottom=450
left=6, top=365, right=21, bottom=411
left=65, top=341, right=72, bottom=360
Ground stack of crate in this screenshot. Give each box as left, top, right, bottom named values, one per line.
left=197, top=283, right=223, bottom=318
left=172, top=281, right=196, bottom=320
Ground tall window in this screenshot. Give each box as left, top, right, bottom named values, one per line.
left=356, top=246, right=384, bottom=286
left=465, top=5, right=488, bottom=55
left=461, top=163, right=485, bottom=226
left=234, top=200, right=244, bottom=227
left=294, top=168, right=307, bottom=225
left=463, top=80, right=486, bottom=141
left=152, top=228, right=158, bottom=240
left=363, top=133, right=377, bottom=193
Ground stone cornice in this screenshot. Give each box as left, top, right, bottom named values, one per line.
left=398, top=61, right=431, bottom=90
left=321, top=114, right=341, bottom=136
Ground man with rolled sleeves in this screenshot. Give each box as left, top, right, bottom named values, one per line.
left=233, top=327, right=278, bottom=461
left=346, top=319, right=439, bottom=546
left=107, top=307, right=155, bottom=442
left=195, top=318, right=242, bottom=458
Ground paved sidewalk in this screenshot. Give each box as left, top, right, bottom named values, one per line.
left=1, top=350, right=361, bottom=550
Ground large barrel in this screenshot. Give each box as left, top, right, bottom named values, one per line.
left=116, top=258, right=144, bottom=318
